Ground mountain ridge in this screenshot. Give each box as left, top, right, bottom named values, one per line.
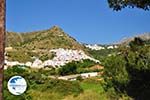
left=6, top=26, right=86, bottom=62
left=118, top=33, right=150, bottom=45
left=6, top=26, right=85, bottom=50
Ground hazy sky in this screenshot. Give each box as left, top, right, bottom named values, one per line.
left=6, top=0, right=150, bottom=44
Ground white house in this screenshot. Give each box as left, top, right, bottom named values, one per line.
left=81, top=72, right=98, bottom=79
left=85, top=44, right=105, bottom=50
left=107, top=46, right=114, bottom=49
left=31, top=59, right=43, bottom=68
left=25, top=62, right=32, bottom=67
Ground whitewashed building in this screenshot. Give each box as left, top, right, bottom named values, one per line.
left=31, top=59, right=43, bottom=68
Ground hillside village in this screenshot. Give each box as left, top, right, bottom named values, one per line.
left=5, top=0, right=150, bottom=99
left=4, top=48, right=100, bottom=69
left=4, top=25, right=150, bottom=100
left=85, top=44, right=118, bottom=50
left=4, top=47, right=103, bottom=81
left=5, top=26, right=103, bottom=70
left=5, top=26, right=142, bottom=70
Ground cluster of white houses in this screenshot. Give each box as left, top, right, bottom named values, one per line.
left=4, top=48, right=100, bottom=69
left=85, top=44, right=118, bottom=50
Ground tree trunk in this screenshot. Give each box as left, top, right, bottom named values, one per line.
left=0, top=0, right=5, bottom=99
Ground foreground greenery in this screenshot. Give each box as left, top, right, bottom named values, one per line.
left=4, top=64, right=131, bottom=100
left=4, top=66, right=108, bottom=100
left=4, top=37, right=150, bottom=100
left=103, top=37, right=150, bottom=100
left=4, top=66, right=83, bottom=100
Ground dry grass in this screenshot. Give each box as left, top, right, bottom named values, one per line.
left=63, top=90, right=108, bottom=100
left=28, top=90, right=63, bottom=100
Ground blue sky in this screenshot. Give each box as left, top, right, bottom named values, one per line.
left=6, top=0, right=150, bottom=44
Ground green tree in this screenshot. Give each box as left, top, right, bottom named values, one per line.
left=108, top=0, right=150, bottom=11
left=58, top=63, right=77, bottom=76
left=103, top=38, right=150, bottom=99
left=103, top=55, right=129, bottom=92
left=129, top=37, right=145, bottom=52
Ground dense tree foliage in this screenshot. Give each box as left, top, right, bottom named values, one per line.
left=108, top=0, right=150, bottom=11
left=58, top=63, right=77, bottom=76
left=4, top=66, right=83, bottom=100
left=58, top=59, right=99, bottom=76
left=103, top=37, right=150, bottom=100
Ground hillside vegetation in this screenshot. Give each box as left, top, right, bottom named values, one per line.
left=6, top=26, right=86, bottom=62
left=6, top=26, right=84, bottom=50
left=5, top=26, right=150, bottom=100
left=103, top=37, right=150, bottom=100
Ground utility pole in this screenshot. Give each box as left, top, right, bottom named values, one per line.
left=0, top=0, right=5, bottom=99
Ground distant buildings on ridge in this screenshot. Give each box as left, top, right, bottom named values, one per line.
left=85, top=44, right=118, bottom=50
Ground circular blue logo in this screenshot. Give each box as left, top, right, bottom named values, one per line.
left=7, top=76, right=27, bottom=95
